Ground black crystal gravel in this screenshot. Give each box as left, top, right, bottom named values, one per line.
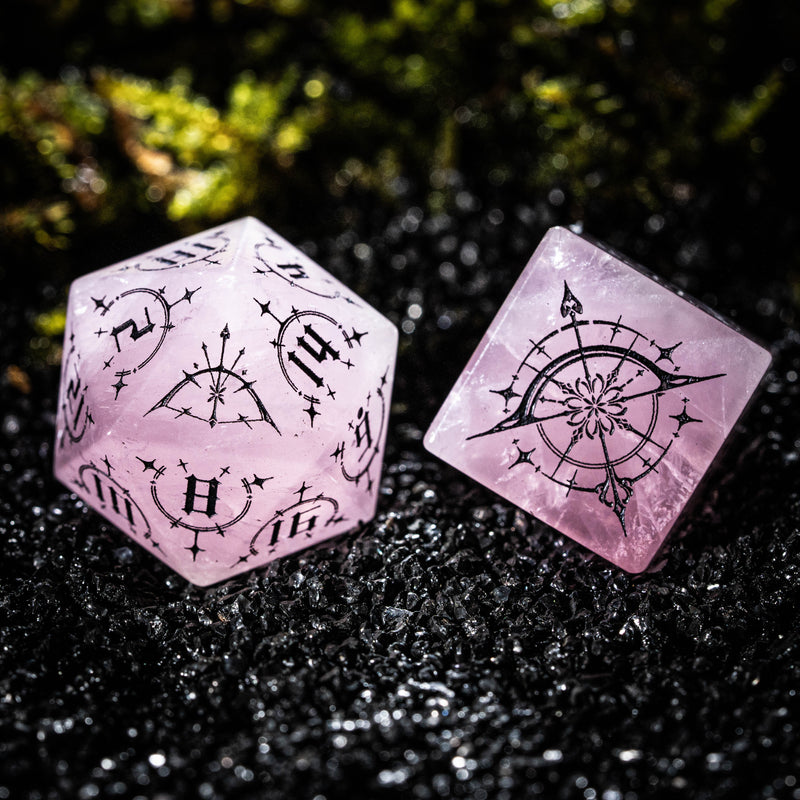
left=3, top=173, right=800, bottom=800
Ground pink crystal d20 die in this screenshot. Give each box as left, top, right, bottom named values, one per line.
left=54, top=217, right=398, bottom=586
left=424, top=226, right=772, bottom=572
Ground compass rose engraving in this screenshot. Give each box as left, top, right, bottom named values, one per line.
left=471, top=282, right=725, bottom=535
left=146, top=323, right=279, bottom=431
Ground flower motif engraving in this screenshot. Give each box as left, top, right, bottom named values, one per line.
left=561, top=374, right=627, bottom=439
left=471, top=280, right=727, bottom=539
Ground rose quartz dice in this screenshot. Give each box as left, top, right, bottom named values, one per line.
left=424, top=226, right=771, bottom=572
left=55, top=217, right=398, bottom=586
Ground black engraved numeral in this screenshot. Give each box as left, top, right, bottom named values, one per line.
left=61, top=368, right=93, bottom=445
left=93, top=286, right=201, bottom=399
left=111, top=306, right=155, bottom=352
left=76, top=461, right=154, bottom=545
left=71, top=393, right=86, bottom=428
left=66, top=375, right=82, bottom=400
left=259, top=305, right=362, bottom=426
left=287, top=324, right=340, bottom=388
left=276, top=263, right=308, bottom=280
left=235, top=482, right=342, bottom=566
left=183, top=475, right=220, bottom=516
left=298, top=324, right=340, bottom=363
left=92, top=473, right=136, bottom=527
left=253, top=241, right=359, bottom=305
left=333, top=369, right=389, bottom=494
left=353, top=406, right=373, bottom=457
left=150, top=463, right=254, bottom=558
left=268, top=503, right=319, bottom=547
left=154, top=241, right=217, bottom=266
left=66, top=376, right=85, bottom=425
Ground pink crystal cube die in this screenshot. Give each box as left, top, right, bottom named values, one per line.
left=54, top=217, right=398, bottom=586
left=424, top=226, right=771, bottom=572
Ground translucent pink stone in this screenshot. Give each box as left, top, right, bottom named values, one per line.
left=54, top=217, right=398, bottom=586
left=424, top=226, right=771, bottom=572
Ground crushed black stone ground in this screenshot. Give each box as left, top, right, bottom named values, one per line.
left=2, top=179, right=800, bottom=799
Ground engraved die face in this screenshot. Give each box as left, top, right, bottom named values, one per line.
left=54, top=217, right=398, bottom=586
left=424, top=227, right=772, bottom=572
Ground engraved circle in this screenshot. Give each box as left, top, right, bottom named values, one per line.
left=535, top=349, right=660, bottom=473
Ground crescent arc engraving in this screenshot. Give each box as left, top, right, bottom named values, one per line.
left=471, top=282, right=725, bottom=535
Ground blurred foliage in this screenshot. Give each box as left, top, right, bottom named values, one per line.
left=0, top=0, right=797, bottom=269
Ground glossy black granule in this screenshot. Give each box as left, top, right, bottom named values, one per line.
left=1, top=186, right=799, bottom=800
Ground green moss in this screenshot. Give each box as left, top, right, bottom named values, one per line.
left=715, top=71, right=783, bottom=143
left=0, top=0, right=792, bottom=247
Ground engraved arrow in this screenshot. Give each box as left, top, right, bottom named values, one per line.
left=561, top=282, right=591, bottom=381
left=219, top=348, right=246, bottom=393
left=615, top=364, right=726, bottom=405
left=594, top=453, right=634, bottom=536
left=208, top=325, right=231, bottom=428
left=551, top=425, right=583, bottom=478
left=604, top=331, right=641, bottom=388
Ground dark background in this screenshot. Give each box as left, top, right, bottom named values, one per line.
left=1, top=1, right=799, bottom=798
